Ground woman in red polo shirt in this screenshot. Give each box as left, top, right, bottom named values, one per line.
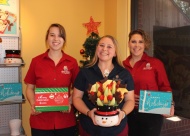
left=123, top=29, right=175, bottom=136
left=24, top=23, right=79, bottom=136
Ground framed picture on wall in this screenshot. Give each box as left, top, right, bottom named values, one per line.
left=0, top=0, right=19, bottom=37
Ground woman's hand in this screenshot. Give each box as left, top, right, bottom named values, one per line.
left=87, top=108, right=97, bottom=125
left=60, top=96, right=72, bottom=113
left=115, top=109, right=126, bottom=126
left=163, top=104, right=175, bottom=118
left=135, top=94, right=139, bottom=106
left=31, top=104, right=41, bottom=115
left=26, top=84, right=41, bottom=115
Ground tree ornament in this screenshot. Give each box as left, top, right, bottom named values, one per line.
left=79, top=32, right=100, bottom=67
left=87, top=56, right=90, bottom=60
left=80, top=49, right=85, bottom=54
left=83, top=16, right=101, bottom=35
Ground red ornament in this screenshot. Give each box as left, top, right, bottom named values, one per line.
left=80, top=49, right=85, bottom=54
left=83, top=16, right=101, bottom=35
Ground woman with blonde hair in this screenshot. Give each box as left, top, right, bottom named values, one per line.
left=73, top=35, right=135, bottom=136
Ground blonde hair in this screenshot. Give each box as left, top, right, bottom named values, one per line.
left=129, top=29, right=151, bottom=50
left=86, top=35, right=123, bottom=68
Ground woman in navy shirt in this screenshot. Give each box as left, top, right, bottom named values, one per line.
left=73, top=35, right=135, bottom=136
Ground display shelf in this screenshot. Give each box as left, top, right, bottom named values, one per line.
left=0, top=2, right=24, bottom=135
left=0, top=94, right=25, bottom=105
left=0, top=37, right=25, bottom=135
left=0, top=100, right=25, bottom=105
left=0, top=63, right=25, bottom=67
left=0, top=134, right=26, bottom=136
left=0, top=58, right=25, bottom=67
left=0, top=99, right=26, bottom=105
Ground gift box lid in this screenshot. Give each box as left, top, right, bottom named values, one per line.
left=139, top=90, right=172, bottom=114
left=35, top=87, right=69, bottom=112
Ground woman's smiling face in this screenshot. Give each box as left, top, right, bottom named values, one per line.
left=96, top=37, right=116, bottom=62
left=128, top=34, right=145, bottom=57
left=47, top=26, right=64, bottom=51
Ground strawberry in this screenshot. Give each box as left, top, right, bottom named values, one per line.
left=107, top=81, right=113, bottom=90
left=98, top=87, right=103, bottom=92
left=99, top=95, right=104, bottom=101
left=107, top=95, right=113, bottom=101
left=90, top=91, right=95, bottom=96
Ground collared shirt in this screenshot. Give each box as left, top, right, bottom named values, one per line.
left=24, top=50, right=79, bottom=129
left=123, top=52, right=172, bottom=96
left=74, top=62, right=134, bottom=136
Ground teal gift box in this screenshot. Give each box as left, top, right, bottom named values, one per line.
left=138, top=90, right=172, bottom=114
left=0, top=83, right=22, bottom=101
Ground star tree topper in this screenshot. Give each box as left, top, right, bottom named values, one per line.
left=83, top=16, right=101, bottom=35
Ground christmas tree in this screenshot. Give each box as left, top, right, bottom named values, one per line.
left=75, top=17, right=101, bottom=135
left=79, top=16, right=101, bottom=67
left=80, top=32, right=100, bottom=67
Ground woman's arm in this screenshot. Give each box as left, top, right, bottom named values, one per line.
left=25, top=83, right=40, bottom=115
left=72, top=88, right=90, bottom=115
left=156, top=59, right=175, bottom=117
left=72, top=87, right=97, bottom=125
left=116, top=90, right=135, bottom=125
left=122, top=90, right=135, bottom=115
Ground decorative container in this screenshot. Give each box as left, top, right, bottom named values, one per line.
left=88, top=78, right=128, bottom=127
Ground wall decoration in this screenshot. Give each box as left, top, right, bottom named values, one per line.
left=80, top=17, right=101, bottom=67
left=171, top=0, right=190, bottom=22
left=83, top=16, right=101, bottom=35
left=0, top=0, right=19, bottom=37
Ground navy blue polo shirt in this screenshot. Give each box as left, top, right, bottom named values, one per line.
left=74, top=62, right=134, bottom=136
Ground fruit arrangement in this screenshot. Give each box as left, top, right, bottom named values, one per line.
left=88, top=79, right=128, bottom=106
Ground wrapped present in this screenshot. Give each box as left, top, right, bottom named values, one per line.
left=35, top=88, right=69, bottom=112
left=139, top=90, right=172, bottom=114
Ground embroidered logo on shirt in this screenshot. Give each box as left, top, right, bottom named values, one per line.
left=61, top=66, right=70, bottom=74
left=143, top=63, right=152, bottom=70
left=113, top=75, right=122, bottom=82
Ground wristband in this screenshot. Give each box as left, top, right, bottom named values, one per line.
left=87, top=110, right=90, bottom=116
left=171, top=101, right=175, bottom=106
left=121, top=110, right=126, bottom=119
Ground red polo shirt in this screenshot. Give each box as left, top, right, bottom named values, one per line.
left=123, top=53, right=172, bottom=96
left=24, top=50, right=79, bottom=130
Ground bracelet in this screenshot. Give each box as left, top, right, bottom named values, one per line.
left=87, top=110, right=90, bottom=116
left=121, top=110, right=126, bottom=119
left=171, top=101, right=175, bottom=106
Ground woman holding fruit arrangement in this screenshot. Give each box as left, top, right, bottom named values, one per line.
left=123, top=29, right=175, bottom=136
left=24, top=23, right=79, bottom=136
left=73, top=35, right=135, bottom=136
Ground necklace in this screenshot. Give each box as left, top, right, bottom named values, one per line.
left=104, top=69, right=110, bottom=77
